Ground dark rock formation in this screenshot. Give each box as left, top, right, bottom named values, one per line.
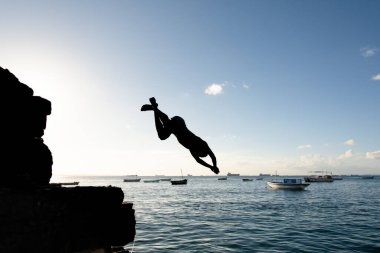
left=0, top=186, right=136, bottom=253
left=0, top=67, right=136, bottom=252
left=1, top=66, right=52, bottom=186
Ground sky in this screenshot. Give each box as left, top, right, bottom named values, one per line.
left=1, top=0, right=380, bottom=176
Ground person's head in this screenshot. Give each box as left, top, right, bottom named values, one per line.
left=170, top=116, right=186, bottom=130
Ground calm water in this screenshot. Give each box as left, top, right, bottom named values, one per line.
left=52, top=175, right=380, bottom=252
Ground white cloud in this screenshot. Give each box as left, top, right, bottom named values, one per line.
left=242, top=84, right=249, bottom=89
left=344, top=139, right=355, bottom=146
left=366, top=150, right=380, bottom=160
left=205, top=83, right=223, bottom=95
left=297, top=144, right=312, bottom=149
left=372, top=74, right=380, bottom=81
left=338, top=149, right=353, bottom=160
left=360, top=47, right=378, bottom=57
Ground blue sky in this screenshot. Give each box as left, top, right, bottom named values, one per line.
left=1, top=0, right=379, bottom=176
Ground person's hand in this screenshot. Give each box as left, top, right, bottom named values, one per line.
left=211, top=166, right=219, bottom=174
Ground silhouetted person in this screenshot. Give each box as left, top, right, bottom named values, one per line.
left=141, top=97, right=219, bottom=174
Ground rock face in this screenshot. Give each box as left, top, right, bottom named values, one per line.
left=0, top=67, right=136, bottom=252
left=1, top=66, right=52, bottom=186
left=0, top=186, right=136, bottom=253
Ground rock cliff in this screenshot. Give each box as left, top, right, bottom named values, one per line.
left=0, top=67, right=135, bottom=252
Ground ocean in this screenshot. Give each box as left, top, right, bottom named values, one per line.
left=52, top=175, right=380, bottom=252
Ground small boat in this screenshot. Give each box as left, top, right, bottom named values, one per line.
left=123, top=175, right=141, bottom=182
left=60, top=181, right=79, bottom=186
left=227, top=172, right=240, bottom=176
left=267, top=178, right=310, bottom=190
left=362, top=176, right=374, bottom=179
left=171, top=169, right=187, bottom=185
left=218, top=177, right=227, bottom=180
left=259, top=173, right=271, bottom=176
left=256, top=177, right=263, bottom=180
left=171, top=179, right=188, bottom=185
left=160, top=178, right=171, bottom=181
left=242, top=178, right=253, bottom=181
left=304, top=171, right=334, bottom=182
left=143, top=179, right=160, bottom=183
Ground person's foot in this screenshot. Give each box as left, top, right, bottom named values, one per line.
left=149, top=97, right=158, bottom=108
left=141, top=104, right=153, bottom=111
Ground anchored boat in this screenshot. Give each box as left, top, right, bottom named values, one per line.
left=267, top=178, right=310, bottom=190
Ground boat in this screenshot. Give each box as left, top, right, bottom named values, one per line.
left=123, top=178, right=141, bottom=182
left=256, top=177, right=263, bottom=180
left=267, top=178, right=310, bottom=190
left=171, top=179, right=187, bottom=185
left=143, top=179, right=160, bottom=183
left=259, top=173, right=271, bottom=176
left=50, top=182, right=79, bottom=187
left=304, top=171, right=334, bottom=182
left=123, top=175, right=141, bottom=182
left=362, top=176, right=374, bottom=179
left=171, top=169, right=188, bottom=185
left=227, top=172, right=240, bottom=176
left=60, top=181, right=79, bottom=186
left=242, top=178, right=253, bottom=182
left=332, top=175, right=343, bottom=180
left=160, top=178, right=171, bottom=181
left=218, top=177, right=227, bottom=180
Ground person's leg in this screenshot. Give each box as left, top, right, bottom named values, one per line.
left=150, top=97, right=172, bottom=140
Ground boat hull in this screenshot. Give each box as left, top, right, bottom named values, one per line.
left=171, top=179, right=187, bottom=185
left=267, top=181, right=310, bottom=190
left=143, top=180, right=160, bottom=183
left=123, top=178, right=141, bottom=182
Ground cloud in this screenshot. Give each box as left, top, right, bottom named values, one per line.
left=205, top=83, right=223, bottom=95
left=344, top=139, right=355, bottom=146
left=242, top=84, right=249, bottom=89
left=360, top=47, right=378, bottom=57
left=338, top=149, right=353, bottom=160
left=372, top=74, right=380, bottom=81
left=366, top=150, right=380, bottom=160
left=297, top=144, right=312, bottom=149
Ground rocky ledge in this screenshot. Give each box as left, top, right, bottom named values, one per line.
left=0, top=67, right=136, bottom=252
left=0, top=186, right=135, bottom=253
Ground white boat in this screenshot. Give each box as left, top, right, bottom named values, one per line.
left=267, top=178, right=310, bottom=190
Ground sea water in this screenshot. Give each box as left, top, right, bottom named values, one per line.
left=52, top=176, right=380, bottom=252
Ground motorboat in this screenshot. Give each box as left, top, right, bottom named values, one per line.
left=218, top=177, right=227, bottom=180
left=267, top=178, right=310, bottom=190
left=242, top=178, right=253, bottom=181
left=362, top=176, right=374, bottom=179
left=304, top=171, right=334, bottom=182
left=160, top=178, right=172, bottom=181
